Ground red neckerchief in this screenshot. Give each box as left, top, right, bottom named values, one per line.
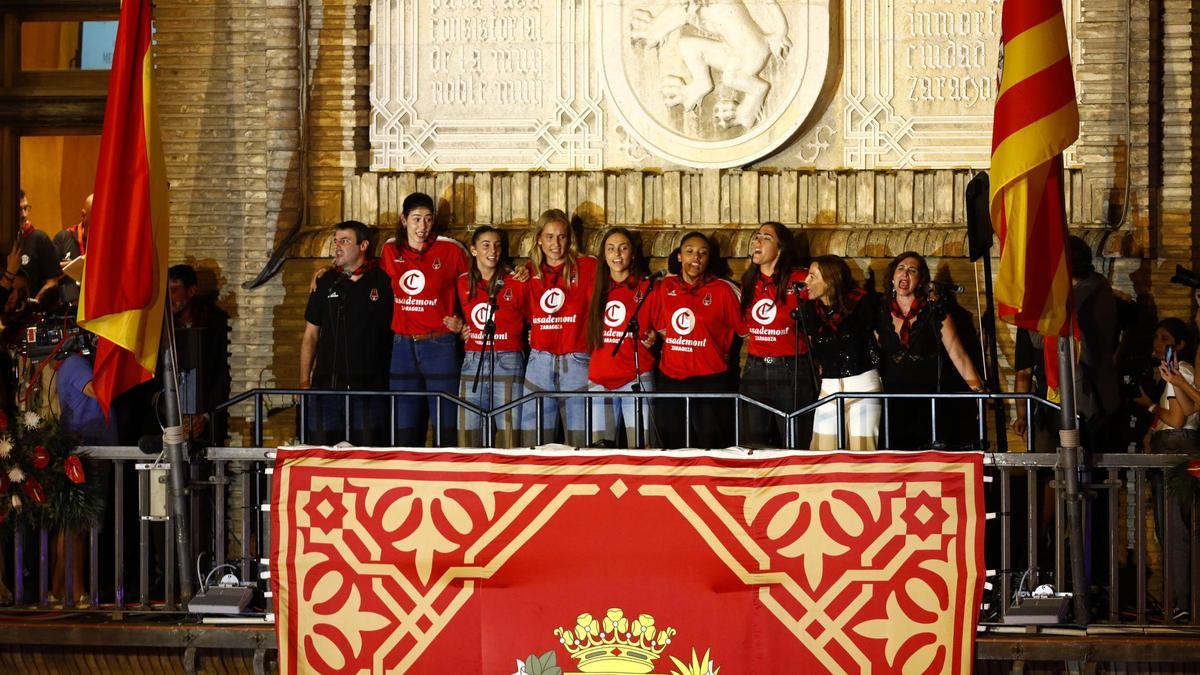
left=541, top=262, right=565, bottom=289
left=74, top=223, right=86, bottom=254
left=400, top=239, right=430, bottom=260
left=817, top=288, right=865, bottom=331
left=344, top=258, right=377, bottom=278
left=890, top=294, right=927, bottom=348
left=608, top=274, right=642, bottom=292
left=680, top=273, right=714, bottom=295
left=19, top=222, right=33, bottom=238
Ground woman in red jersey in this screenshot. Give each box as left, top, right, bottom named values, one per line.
left=585, top=227, right=658, bottom=448
left=445, top=226, right=528, bottom=447
left=381, top=192, right=469, bottom=446
left=649, top=231, right=743, bottom=449
left=520, top=209, right=598, bottom=446
left=739, top=221, right=816, bottom=448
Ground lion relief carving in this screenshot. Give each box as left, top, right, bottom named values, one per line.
left=630, top=0, right=792, bottom=130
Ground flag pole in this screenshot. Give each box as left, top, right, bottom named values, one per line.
left=1054, top=157, right=1088, bottom=625
left=159, top=303, right=196, bottom=599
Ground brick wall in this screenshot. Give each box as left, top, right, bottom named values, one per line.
left=152, top=0, right=1197, bottom=447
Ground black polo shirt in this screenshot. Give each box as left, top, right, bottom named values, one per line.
left=305, top=266, right=394, bottom=390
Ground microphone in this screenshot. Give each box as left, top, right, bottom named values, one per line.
left=790, top=281, right=808, bottom=294
left=931, top=280, right=965, bottom=294
left=489, top=277, right=506, bottom=299
left=648, top=269, right=668, bottom=281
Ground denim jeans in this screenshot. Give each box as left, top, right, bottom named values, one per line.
left=740, top=354, right=816, bottom=449
left=1149, top=428, right=1198, bottom=611
left=390, top=333, right=460, bottom=446
left=459, top=350, right=525, bottom=448
left=520, top=350, right=590, bottom=447
left=303, top=392, right=389, bottom=446
left=589, top=372, right=656, bottom=448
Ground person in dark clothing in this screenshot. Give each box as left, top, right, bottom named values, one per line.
left=875, top=252, right=984, bottom=449
left=168, top=264, right=231, bottom=446
left=17, top=189, right=63, bottom=302
left=804, top=255, right=881, bottom=450
left=300, top=220, right=394, bottom=445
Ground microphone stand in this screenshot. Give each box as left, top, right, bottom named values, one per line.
left=472, top=280, right=501, bottom=443
left=790, top=285, right=819, bottom=448
left=611, top=273, right=660, bottom=449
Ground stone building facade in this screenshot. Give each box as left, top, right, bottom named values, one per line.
left=148, top=0, right=1197, bottom=445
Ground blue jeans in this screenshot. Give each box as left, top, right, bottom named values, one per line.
left=390, top=333, right=460, bottom=446
left=458, top=350, right=525, bottom=447
left=520, top=350, right=590, bottom=446
left=589, top=373, right=655, bottom=448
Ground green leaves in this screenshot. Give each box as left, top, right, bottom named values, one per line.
left=523, top=651, right=563, bottom=675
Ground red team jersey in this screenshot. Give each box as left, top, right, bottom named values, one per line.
left=588, top=277, right=657, bottom=390
left=380, top=237, right=469, bottom=335
left=525, top=256, right=598, bottom=354
left=744, top=268, right=811, bottom=357
left=649, top=275, right=744, bottom=380
left=457, top=272, right=529, bottom=352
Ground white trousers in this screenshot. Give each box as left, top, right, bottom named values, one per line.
left=811, top=369, right=882, bottom=450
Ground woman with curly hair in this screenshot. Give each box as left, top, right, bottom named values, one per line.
left=876, top=251, right=983, bottom=449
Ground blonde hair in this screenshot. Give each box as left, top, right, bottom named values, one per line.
left=529, top=209, right=581, bottom=285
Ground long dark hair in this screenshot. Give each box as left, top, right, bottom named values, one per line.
left=810, top=255, right=857, bottom=311
left=465, top=226, right=511, bottom=301
left=673, top=231, right=731, bottom=280
left=884, top=251, right=931, bottom=299
left=740, top=221, right=797, bottom=312
left=397, top=192, right=435, bottom=245
left=586, top=227, right=649, bottom=352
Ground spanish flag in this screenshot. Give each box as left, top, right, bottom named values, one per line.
left=989, top=0, right=1079, bottom=339
left=78, top=0, right=169, bottom=415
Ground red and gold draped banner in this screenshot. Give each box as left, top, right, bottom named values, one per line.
left=78, top=0, right=170, bottom=415
left=272, top=449, right=984, bottom=674
left=989, top=0, right=1079, bottom=340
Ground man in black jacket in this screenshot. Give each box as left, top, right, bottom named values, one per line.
left=300, top=220, right=394, bottom=445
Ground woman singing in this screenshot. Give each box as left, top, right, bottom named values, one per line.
left=739, top=222, right=815, bottom=448
left=649, top=231, right=743, bottom=449
left=520, top=209, right=598, bottom=446
left=585, top=227, right=658, bottom=448
left=381, top=192, right=469, bottom=446
left=805, top=255, right=881, bottom=450
left=876, top=251, right=983, bottom=449
left=445, top=226, right=529, bottom=447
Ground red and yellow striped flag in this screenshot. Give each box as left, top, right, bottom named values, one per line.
left=78, top=0, right=169, bottom=415
left=989, top=0, right=1079, bottom=338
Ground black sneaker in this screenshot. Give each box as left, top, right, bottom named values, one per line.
left=1171, top=607, right=1191, bottom=624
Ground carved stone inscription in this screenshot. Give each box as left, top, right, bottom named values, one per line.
left=843, top=0, right=1005, bottom=169
left=900, top=1, right=998, bottom=110
left=371, top=0, right=601, bottom=170
left=425, top=0, right=546, bottom=109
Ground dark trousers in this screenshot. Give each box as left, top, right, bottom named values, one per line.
left=655, top=370, right=734, bottom=449
left=740, top=354, right=816, bottom=449
left=304, top=392, right=390, bottom=446
left=1150, top=429, right=1197, bottom=611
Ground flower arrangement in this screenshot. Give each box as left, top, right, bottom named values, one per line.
left=0, top=409, right=104, bottom=531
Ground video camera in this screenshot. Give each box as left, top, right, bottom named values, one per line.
left=20, top=304, right=94, bottom=361
left=1170, top=264, right=1200, bottom=289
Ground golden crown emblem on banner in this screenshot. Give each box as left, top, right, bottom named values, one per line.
left=553, top=608, right=677, bottom=674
